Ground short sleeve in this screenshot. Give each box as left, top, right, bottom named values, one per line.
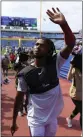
left=56, top=52, right=66, bottom=76
left=17, top=77, right=28, bottom=92
left=57, top=52, right=66, bottom=69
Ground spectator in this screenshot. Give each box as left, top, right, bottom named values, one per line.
left=66, top=52, right=82, bottom=133
left=2, top=53, right=10, bottom=78
left=10, top=52, right=16, bottom=64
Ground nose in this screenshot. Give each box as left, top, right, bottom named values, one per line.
left=36, top=46, right=40, bottom=50
left=35, top=44, right=40, bottom=49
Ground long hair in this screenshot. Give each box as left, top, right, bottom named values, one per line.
left=42, top=38, right=56, bottom=55
left=14, top=52, right=28, bottom=71
left=41, top=38, right=56, bottom=64
left=19, top=52, right=28, bottom=62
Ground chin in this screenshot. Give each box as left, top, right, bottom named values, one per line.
left=34, top=54, right=43, bottom=59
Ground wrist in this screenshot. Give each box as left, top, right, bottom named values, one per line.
left=60, top=21, right=68, bottom=29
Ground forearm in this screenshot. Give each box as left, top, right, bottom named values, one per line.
left=12, top=93, right=23, bottom=125
left=12, top=97, right=19, bottom=125
left=60, top=21, right=76, bottom=48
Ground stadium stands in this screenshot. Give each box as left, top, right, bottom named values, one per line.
left=1, top=29, right=81, bottom=49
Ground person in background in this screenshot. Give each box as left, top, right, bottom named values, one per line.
left=2, top=53, right=10, bottom=83
left=66, top=52, right=82, bottom=135
left=9, top=52, right=16, bottom=69
left=72, top=40, right=82, bottom=54
left=11, top=7, right=75, bottom=136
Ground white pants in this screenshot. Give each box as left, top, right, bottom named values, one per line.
left=29, top=119, right=57, bottom=136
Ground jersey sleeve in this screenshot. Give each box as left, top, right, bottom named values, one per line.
left=56, top=52, right=66, bottom=77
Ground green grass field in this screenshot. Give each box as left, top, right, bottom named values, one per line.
left=56, top=50, right=59, bottom=53
left=1, top=49, right=6, bottom=55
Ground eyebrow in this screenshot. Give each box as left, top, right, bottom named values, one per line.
left=36, top=42, right=44, bottom=46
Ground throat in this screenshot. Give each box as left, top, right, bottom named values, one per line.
left=34, top=58, right=46, bottom=67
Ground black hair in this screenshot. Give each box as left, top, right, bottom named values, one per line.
left=41, top=37, right=56, bottom=64
left=70, top=53, right=82, bottom=73
left=19, top=52, right=28, bottom=62
left=41, top=37, right=56, bottom=56
left=14, top=52, right=28, bottom=71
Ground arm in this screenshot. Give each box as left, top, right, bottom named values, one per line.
left=11, top=91, right=24, bottom=136
left=67, top=65, right=75, bottom=80
left=46, top=7, right=76, bottom=59
left=12, top=92, right=24, bottom=125
left=60, top=22, right=75, bottom=59
left=11, top=76, right=28, bottom=136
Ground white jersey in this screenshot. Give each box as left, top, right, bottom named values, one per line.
left=17, top=52, right=66, bottom=127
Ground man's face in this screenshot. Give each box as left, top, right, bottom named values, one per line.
left=33, top=39, right=49, bottom=58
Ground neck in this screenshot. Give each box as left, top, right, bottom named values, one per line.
left=34, top=58, right=46, bottom=67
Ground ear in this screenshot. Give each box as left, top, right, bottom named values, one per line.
left=47, top=50, right=53, bottom=56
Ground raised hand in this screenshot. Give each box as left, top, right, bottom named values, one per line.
left=46, top=7, right=66, bottom=25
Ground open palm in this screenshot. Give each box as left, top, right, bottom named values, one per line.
left=46, top=7, right=66, bottom=25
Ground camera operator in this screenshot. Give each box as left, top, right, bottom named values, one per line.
left=66, top=51, right=82, bottom=134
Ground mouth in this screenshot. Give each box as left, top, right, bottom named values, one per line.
left=34, top=49, right=39, bottom=54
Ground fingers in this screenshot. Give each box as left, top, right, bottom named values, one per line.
left=47, top=10, right=54, bottom=16
left=47, top=7, right=61, bottom=15
left=11, top=127, right=15, bottom=136
left=52, top=8, right=57, bottom=13
left=49, top=18, right=56, bottom=23
left=56, top=7, right=61, bottom=12
left=11, top=130, right=15, bottom=136
left=52, top=7, right=61, bottom=13
left=10, top=125, right=18, bottom=136
left=46, top=10, right=54, bottom=18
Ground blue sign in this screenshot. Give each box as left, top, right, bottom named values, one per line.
left=1, top=16, right=37, bottom=27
